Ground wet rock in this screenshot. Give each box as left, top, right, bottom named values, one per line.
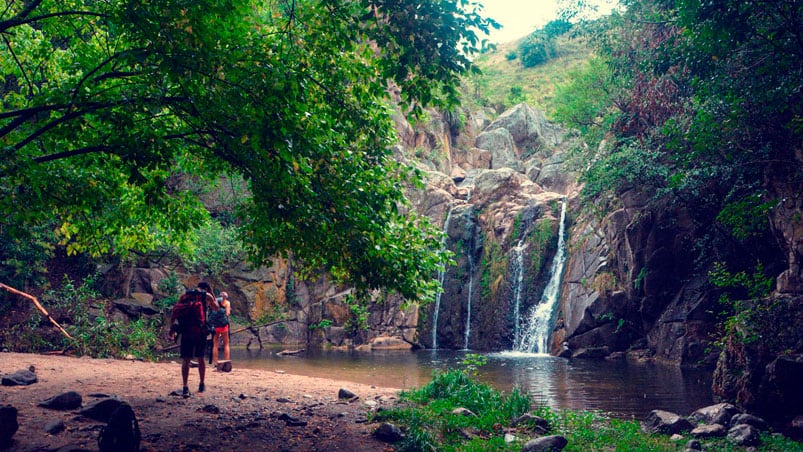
left=521, top=435, right=568, bottom=452
left=690, top=423, right=726, bottom=438
left=39, top=391, right=83, bottom=410
left=730, top=413, right=768, bottom=431
left=0, top=405, right=19, bottom=447
left=689, top=402, right=740, bottom=426
left=44, top=419, right=66, bottom=435
left=338, top=388, right=357, bottom=400
left=1, top=369, right=37, bottom=386
left=727, top=424, right=760, bottom=447
left=641, top=410, right=694, bottom=435
left=374, top=423, right=403, bottom=442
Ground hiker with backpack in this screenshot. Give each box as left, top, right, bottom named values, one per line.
left=210, top=291, right=231, bottom=370
left=170, top=282, right=218, bottom=397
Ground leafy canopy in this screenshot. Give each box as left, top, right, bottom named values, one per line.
left=0, top=0, right=498, bottom=300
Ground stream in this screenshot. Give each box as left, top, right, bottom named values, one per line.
left=228, top=346, right=713, bottom=420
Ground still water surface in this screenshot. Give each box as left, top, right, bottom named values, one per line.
left=229, top=346, right=713, bottom=419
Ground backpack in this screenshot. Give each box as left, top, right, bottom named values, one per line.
left=171, top=289, right=206, bottom=336
left=97, top=402, right=141, bottom=452
left=208, top=305, right=229, bottom=328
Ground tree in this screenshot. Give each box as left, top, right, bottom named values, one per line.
left=0, top=0, right=498, bottom=300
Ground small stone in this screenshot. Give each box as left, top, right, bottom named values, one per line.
left=338, top=388, right=357, bottom=399
left=44, top=419, right=66, bottom=435
left=374, top=423, right=403, bottom=442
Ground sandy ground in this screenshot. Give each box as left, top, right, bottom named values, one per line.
left=0, top=352, right=400, bottom=451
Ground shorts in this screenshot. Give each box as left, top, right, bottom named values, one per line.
left=214, top=324, right=229, bottom=335
left=179, top=334, right=207, bottom=359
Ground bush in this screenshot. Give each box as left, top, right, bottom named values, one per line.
left=518, top=33, right=556, bottom=68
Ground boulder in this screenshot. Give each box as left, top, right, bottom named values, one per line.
left=689, top=402, right=741, bottom=426
left=641, top=410, right=694, bottom=435
left=0, top=405, right=18, bottom=447
left=727, top=424, right=760, bottom=447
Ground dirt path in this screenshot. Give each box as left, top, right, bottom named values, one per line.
left=0, top=352, right=400, bottom=451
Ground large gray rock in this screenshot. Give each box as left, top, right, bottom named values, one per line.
left=727, top=423, right=760, bottom=446
left=689, top=403, right=741, bottom=426
left=641, top=410, right=694, bottom=435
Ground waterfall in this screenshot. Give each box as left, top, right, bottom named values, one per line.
left=463, top=243, right=475, bottom=350
left=515, top=199, right=568, bottom=354
left=511, top=239, right=528, bottom=346
left=432, top=204, right=454, bottom=349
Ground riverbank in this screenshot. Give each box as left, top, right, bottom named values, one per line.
left=0, top=352, right=398, bottom=451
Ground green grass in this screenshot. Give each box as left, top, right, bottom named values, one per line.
left=373, top=369, right=803, bottom=452
left=464, top=35, right=593, bottom=118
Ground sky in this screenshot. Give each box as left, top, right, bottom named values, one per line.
left=478, top=0, right=619, bottom=44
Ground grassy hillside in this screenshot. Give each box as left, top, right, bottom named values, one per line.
left=463, top=35, right=592, bottom=119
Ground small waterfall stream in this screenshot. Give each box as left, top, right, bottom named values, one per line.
left=515, top=199, right=568, bottom=354
left=463, top=241, right=475, bottom=350
left=511, top=239, right=528, bottom=346
left=431, top=204, right=454, bottom=349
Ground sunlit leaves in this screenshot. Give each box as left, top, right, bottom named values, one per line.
left=1, top=0, right=492, bottom=301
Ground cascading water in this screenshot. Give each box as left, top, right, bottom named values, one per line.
left=515, top=199, right=568, bottom=354
left=431, top=204, right=454, bottom=349
left=511, top=238, right=528, bottom=346
left=463, top=238, right=475, bottom=350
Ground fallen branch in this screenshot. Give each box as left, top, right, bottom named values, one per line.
left=159, top=318, right=297, bottom=353
left=0, top=282, right=74, bottom=341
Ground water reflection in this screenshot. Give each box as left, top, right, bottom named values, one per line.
left=229, top=347, right=713, bottom=419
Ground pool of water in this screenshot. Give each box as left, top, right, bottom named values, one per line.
left=225, top=346, right=713, bottom=419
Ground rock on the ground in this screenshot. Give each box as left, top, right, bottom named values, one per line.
left=641, top=410, right=694, bottom=435
left=374, top=423, right=404, bottom=442
left=689, top=402, right=741, bottom=426
left=1, top=369, right=37, bottom=386
left=338, top=388, right=357, bottom=399
left=730, top=413, right=768, bottom=430
left=727, top=424, right=760, bottom=447
left=690, top=423, right=726, bottom=438
left=38, top=391, right=83, bottom=410
left=0, top=405, right=18, bottom=446
left=44, top=420, right=65, bottom=435
left=521, top=435, right=568, bottom=452
left=78, top=398, right=124, bottom=422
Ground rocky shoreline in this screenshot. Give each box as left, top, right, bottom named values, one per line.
left=0, top=352, right=398, bottom=451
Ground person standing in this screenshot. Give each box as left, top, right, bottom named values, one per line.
left=170, top=282, right=217, bottom=397
left=211, top=291, right=231, bottom=369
